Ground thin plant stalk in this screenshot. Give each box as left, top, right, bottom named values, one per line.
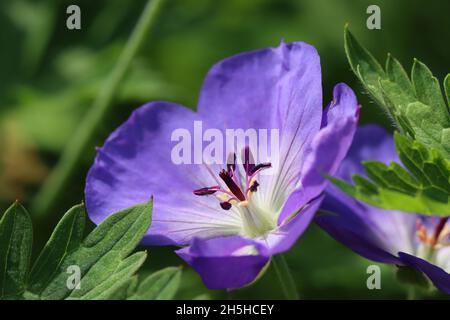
left=272, top=254, right=300, bottom=300
left=32, top=0, right=166, bottom=217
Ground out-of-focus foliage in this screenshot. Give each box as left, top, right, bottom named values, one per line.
left=1, top=0, right=449, bottom=299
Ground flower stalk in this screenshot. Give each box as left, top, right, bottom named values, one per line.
left=272, top=254, right=300, bottom=300
left=31, top=0, right=166, bottom=217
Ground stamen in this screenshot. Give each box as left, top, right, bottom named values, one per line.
left=193, top=147, right=271, bottom=211
left=242, top=146, right=255, bottom=175
left=249, top=181, right=259, bottom=192
left=416, top=218, right=450, bottom=249
left=219, top=170, right=246, bottom=201
left=193, top=186, right=220, bottom=196
left=432, top=217, right=449, bottom=246
left=437, top=223, right=450, bottom=245
left=416, top=219, right=428, bottom=244
left=220, top=201, right=232, bottom=210
left=250, top=163, right=272, bottom=175
left=227, top=153, right=236, bottom=176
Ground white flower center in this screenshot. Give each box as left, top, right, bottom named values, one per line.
left=415, top=218, right=450, bottom=271
left=193, top=148, right=280, bottom=238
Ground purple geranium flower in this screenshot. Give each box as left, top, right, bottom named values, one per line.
left=316, top=125, right=450, bottom=294
left=85, top=41, right=359, bottom=289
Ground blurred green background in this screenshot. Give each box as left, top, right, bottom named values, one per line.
left=0, top=0, right=449, bottom=299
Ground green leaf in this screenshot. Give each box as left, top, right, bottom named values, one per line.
left=395, top=133, right=450, bottom=194
left=329, top=175, right=449, bottom=215
left=106, top=276, right=138, bottom=300
left=0, top=202, right=33, bottom=299
left=0, top=198, right=182, bottom=300
left=127, top=267, right=182, bottom=300
left=445, top=74, right=450, bottom=108
left=344, top=27, right=450, bottom=158
left=363, top=160, right=419, bottom=194
left=35, top=200, right=153, bottom=299
left=329, top=133, right=450, bottom=215
left=27, top=204, right=85, bottom=294
left=344, top=25, right=387, bottom=111
left=403, top=101, right=450, bottom=157
left=69, top=251, right=147, bottom=300
left=411, top=59, right=450, bottom=127
left=385, top=54, right=414, bottom=96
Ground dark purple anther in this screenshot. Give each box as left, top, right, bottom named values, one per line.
left=220, top=201, right=232, bottom=210
left=249, top=181, right=259, bottom=192
left=193, top=186, right=220, bottom=196
left=242, top=146, right=255, bottom=175
left=219, top=170, right=246, bottom=201
left=193, top=148, right=272, bottom=210
left=432, top=217, right=449, bottom=246
left=227, top=153, right=237, bottom=176
left=250, top=163, right=272, bottom=175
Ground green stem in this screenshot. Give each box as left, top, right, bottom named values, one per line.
left=31, top=0, right=166, bottom=217
left=272, top=254, right=300, bottom=300
left=407, top=286, right=416, bottom=300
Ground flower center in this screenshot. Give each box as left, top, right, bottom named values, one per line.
left=416, top=217, right=450, bottom=259
left=193, top=147, right=275, bottom=237
left=193, top=147, right=271, bottom=211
